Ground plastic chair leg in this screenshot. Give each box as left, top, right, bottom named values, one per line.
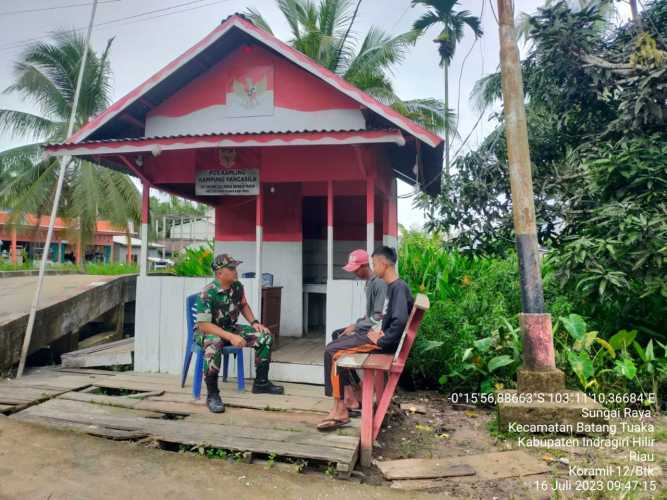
left=222, top=352, right=230, bottom=382
left=181, top=348, right=193, bottom=388
left=236, top=351, right=245, bottom=392
left=193, top=349, right=204, bottom=400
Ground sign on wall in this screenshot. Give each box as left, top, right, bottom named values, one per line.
left=196, top=169, right=259, bottom=196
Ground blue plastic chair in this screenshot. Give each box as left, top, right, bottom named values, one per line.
left=180, top=293, right=245, bottom=399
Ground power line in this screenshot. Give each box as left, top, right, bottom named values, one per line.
left=390, top=4, right=412, bottom=31
left=454, top=1, right=485, bottom=145
left=0, top=0, right=230, bottom=52
left=0, top=1, right=119, bottom=16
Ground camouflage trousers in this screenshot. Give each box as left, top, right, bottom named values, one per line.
left=196, top=324, right=273, bottom=377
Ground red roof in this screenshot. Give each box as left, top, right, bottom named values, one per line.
left=68, top=14, right=443, bottom=148
left=50, top=14, right=444, bottom=196
left=0, top=211, right=127, bottom=234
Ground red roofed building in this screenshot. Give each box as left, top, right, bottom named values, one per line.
left=0, top=211, right=133, bottom=264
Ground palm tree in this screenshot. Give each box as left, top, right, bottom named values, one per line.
left=244, top=0, right=452, bottom=134
left=0, top=31, right=139, bottom=264
left=411, top=0, right=483, bottom=179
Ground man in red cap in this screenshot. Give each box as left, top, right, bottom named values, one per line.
left=318, top=249, right=388, bottom=430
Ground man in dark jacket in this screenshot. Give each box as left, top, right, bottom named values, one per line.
left=317, top=246, right=413, bottom=431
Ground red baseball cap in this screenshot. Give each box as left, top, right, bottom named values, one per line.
left=343, top=249, right=369, bottom=272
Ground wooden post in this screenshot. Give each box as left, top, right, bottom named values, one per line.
left=10, top=227, right=17, bottom=264
left=497, top=0, right=559, bottom=386
left=327, top=180, right=334, bottom=282
left=75, top=237, right=81, bottom=266
left=140, top=180, right=150, bottom=276
left=256, top=187, right=263, bottom=317
left=366, top=176, right=375, bottom=257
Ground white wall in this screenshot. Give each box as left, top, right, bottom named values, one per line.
left=134, top=275, right=257, bottom=375
left=215, top=241, right=302, bottom=337
left=325, top=279, right=367, bottom=344
left=304, top=239, right=383, bottom=282
left=170, top=220, right=214, bottom=240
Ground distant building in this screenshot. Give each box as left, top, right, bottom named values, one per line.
left=112, top=235, right=165, bottom=264
left=0, top=211, right=133, bottom=264
left=164, top=208, right=214, bottom=254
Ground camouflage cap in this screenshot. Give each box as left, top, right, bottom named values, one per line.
left=212, top=253, right=243, bottom=272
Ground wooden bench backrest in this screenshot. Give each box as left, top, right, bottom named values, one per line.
left=392, top=293, right=430, bottom=365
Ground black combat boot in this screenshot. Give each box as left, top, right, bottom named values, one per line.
left=205, top=374, right=225, bottom=413
left=252, top=361, right=284, bottom=394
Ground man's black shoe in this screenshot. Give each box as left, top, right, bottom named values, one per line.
left=253, top=361, right=285, bottom=394
left=206, top=391, right=225, bottom=413
left=205, top=373, right=225, bottom=413
left=252, top=380, right=285, bottom=395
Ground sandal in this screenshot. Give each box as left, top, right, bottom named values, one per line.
left=317, top=418, right=351, bottom=431
left=347, top=408, right=361, bottom=418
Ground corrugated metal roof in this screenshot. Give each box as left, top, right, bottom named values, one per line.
left=46, top=128, right=400, bottom=147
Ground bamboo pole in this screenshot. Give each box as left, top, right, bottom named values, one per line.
left=16, top=0, right=100, bottom=377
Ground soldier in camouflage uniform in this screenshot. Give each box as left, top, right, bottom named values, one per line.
left=195, top=254, right=284, bottom=413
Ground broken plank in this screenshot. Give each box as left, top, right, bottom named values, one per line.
left=78, top=330, right=123, bottom=350
left=376, top=451, right=549, bottom=481
left=62, top=337, right=133, bottom=357
left=56, top=367, right=120, bottom=376
left=14, top=413, right=148, bottom=440
left=376, top=459, right=475, bottom=480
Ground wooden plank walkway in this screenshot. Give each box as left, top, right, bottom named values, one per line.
left=3, top=368, right=359, bottom=473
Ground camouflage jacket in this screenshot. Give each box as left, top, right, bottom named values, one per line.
left=195, top=280, right=247, bottom=332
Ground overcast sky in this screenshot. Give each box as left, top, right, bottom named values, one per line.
left=0, top=0, right=632, bottom=228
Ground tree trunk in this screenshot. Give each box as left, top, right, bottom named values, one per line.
left=498, top=0, right=559, bottom=377
left=444, top=64, right=450, bottom=180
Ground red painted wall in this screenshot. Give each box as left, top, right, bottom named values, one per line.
left=215, top=183, right=302, bottom=242
left=148, top=44, right=360, bottom=119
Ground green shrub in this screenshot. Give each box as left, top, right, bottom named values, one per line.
left=399, top=230, right=528, bottom=391
left=84, top=262, right=138, bottom=275
left=173, top=242, right=214, bottom=277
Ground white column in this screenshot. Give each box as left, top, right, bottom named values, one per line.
left=366, top=176, right=375, bottom=258
left=327, top=180, right=334, bottom=282
left=255, top=189, right=263, bottom=320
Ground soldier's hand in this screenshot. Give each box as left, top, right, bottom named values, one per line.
left=230, top=335, right=247, bottom=348
left=253, top=322, right=270, bottom=334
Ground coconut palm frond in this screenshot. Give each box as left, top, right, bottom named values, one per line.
left=0, top=109, right=60, bottom=141
left=343, top=28, right=415, bottom=78
left=470, top=71, right=502, bottom=112
left=396, top=98, right=455, bottom=136
left=0, top=158, right=59, bottom=221
left=243, top=8, right=275, bottom=34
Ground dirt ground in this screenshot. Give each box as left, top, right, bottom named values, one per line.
left=0, top=415, right=436, bottom=500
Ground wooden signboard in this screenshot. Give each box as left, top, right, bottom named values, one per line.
left=196, top=169, right=259, bottom=196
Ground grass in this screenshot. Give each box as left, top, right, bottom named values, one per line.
left=0, top=260, right=138, bottom=275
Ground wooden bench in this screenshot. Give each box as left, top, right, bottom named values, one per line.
left=336, top=293, right=430, bottom=466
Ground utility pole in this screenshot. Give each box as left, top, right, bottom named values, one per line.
left=496, top=0, right=563, bottom=392
left=16, top=0, right=100, bottom=377
left=629, top=0, right=639, bottom=22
